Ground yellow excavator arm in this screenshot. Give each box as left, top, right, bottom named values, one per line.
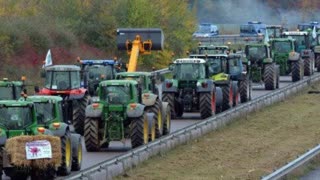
left=117, top=28, right=164, bottom=72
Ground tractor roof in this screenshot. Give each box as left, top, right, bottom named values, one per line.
left=0, top=80, right=23, bottom=86
left=198, top=45, right=229, bottom=50
left=282, top=31, right=308, bottom=36
left=190, top=54, right=228, bottom=58
left=173, top=58, right=206, bottom=64
left=116, top=71, right=151, bottom=77
left=80, top=59, right=115, bottom=66
left=26, top=95, right=63, bottom=103
left=100, top=79, right=138, bottom=87
left=45, top=65, right=80, bottom=71
left=0, top=100, right=33, bottom=107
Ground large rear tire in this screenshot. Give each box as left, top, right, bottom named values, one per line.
left=84, top=117, right=101, bottom=152
left=239, top=78, right=249, bottom=103
left=292, top=60, right=303, bottom=82
left=264, top=64, right=276, bottom=90
left=222, top=83, right=233, bottom=111
left=162, top=93, right=177, bottom=119
left=71, top=134, right=82, bottom=171
left=73, top=94, right=91, bottom=135
left=145, top=99, right=163, bottom=138
left=199, top=92, right=213, bottom=119
left=130, top=113, right=149, bottom=148
left=57, top=130, right=72, bottom=176
left=304, top=58, right=313, bottom=76
left=316, top=56, right=320, bottom=72
left=162, top=105, right=171, bottom=135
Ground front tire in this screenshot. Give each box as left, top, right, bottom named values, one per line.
left=130, top=113, right=149, bottom=148
left=292, top=60, right=304, bottom=82
left=145, top=99, right=163, bottom=138
left=222, top=83, right=233, bottom=111
left=264, top=64, right=276, bottom=90
left=57, top=130, right=72, bottom=176
left=73, top=94, right=91, bottom=135
left=162, top=93, right=177, bottom=119
left=304, top=58, right=313, bottom=76
left=199, top=92, right=214, bottom=119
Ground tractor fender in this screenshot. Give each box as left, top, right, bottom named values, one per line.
left=197, top=80, right=214, bottom=92
left=0, top=135, right=6, bottom=146
left=142, top=93, right=158, bottom=106
left=301, top=49, right=313, bottom=58
left=162, top=79, right=178, bottom=93
left=70, top=133, right=81, bottom=158
left=85, top=103, right=103, bottom=118
left=288, top=52, right=300, bottom=61
left=50, top=123, right=69, bottom=137
left=314, top=46, right=320, bottom=54
left=127, top=103, right=145, bottom=118
left=215, top=87, right=223, bottom=107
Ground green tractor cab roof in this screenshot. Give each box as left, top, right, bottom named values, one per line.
left=116, top=72, right=152, bottom=77
left=173, top=58, right=206, bottom=64
left=44, top=65, right=81, bottom=71
left=100, top=79, right=138, bottom=87
left=0, top=100, right=33, bottom=107
left=25, top=95, right=63, bottom=103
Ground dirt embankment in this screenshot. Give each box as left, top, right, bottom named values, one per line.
left=116, top=85, right=320, bottom=180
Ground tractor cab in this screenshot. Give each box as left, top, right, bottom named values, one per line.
left=266, top=25, right=286, bottom=39
left=170, top=58, right=207, bottom=81
left=78, top=60, right=117, bottom=96
left=0, top=77, right=26, bottom=100
left=0, top=100, right=36, bottom=136
left=245, top=44, right=270, bottom=66
left=282, top=31, right=310, bottom=53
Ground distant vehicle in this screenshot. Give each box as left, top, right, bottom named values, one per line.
left=297, top=21, right=320, bottom=31
left=240, top=21, right=266, bottom=37
left=193, top=23, right=219, bottom=38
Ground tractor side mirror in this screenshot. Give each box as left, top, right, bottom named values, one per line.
left=40, top=70, right=46, bottom=78
left=34, top=86, right=40, bottom=93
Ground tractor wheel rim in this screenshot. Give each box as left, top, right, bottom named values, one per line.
left=158, top=109, right=162, bottom=131
left=66, top=138, right=71, bottom=168
left=143, top=118, right=148, bottom=144
left=78, top=144, right=82, bottom=165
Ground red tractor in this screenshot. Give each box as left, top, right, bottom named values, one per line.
left=35, top=65, right=91, bottom=135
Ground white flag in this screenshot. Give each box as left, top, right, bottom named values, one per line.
left=264, top=29, right=269, bottom=43
left=312, top=26, right=317, bottom=39
left=43, top=49, right=53, bottom=68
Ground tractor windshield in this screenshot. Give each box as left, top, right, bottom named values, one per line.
left=173, top=63, right=206, bottom=80
left=34, top=102, right=54, bottom=123
left=87, top=65, right=114, bottom=80
left=0, top=106, right=33, bottom=129
left=284, top=35, right=306, bottom=52
left=246, top=46, right=267, bottom=60
left=228, top=58, right=242, bottom=75
left=267, top=28, right=281, bottom=38
left=45, top=71, right=81, bottom=90
left=272, top=41, right=292, bottom=53
left=207, top=57, right=224, bottom=75
left=0, top=87, right=14, bottom=100
left=104, top=85, right=131, bottom=104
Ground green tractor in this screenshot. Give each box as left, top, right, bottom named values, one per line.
left=0, top=97, right=82, bottom=179
left=282, top=31, right=315, bottom=76
left=116, top=72, right=171, bottom=138
left=0, top=77, right=27, bottom=100
left=162, top=58, right=216, bottom=119
left=269, top=38, right=305, bottom=81
left=244, top=43, right=281, bottom=89
left=84, top=79, right=159, bottom=151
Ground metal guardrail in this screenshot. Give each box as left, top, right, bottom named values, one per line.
left=62, top=73, right=320, bottom=180
left=262, top=144, right=320, bottom=180
left=193, top=35, right=264, bottom=45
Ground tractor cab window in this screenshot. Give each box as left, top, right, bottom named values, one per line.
left=34, top=102, right=55, bottom=123
left=228, top=58, right=241, bottom=74
left=267, top=28, right=281, bottom=38
left=0, top=86, right=14, bottom=100
left=285, top=35, right=306, bottom=47
left=173, top=63, right=206, bottom=80
left=45, top=71, right=80, bottom=90
left=272, top=41, right=292, bottom=53
left=207, top=57, right=224, bottom=75
left=87, top=65, right=114, bottom=81
left=104, top=85, right=131, bottom=104
left=246, top=46, right=267, bottom=60
left=0, top=106, right=33, bottom=129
